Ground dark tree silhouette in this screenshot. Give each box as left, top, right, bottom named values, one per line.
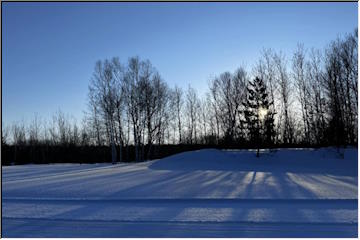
left=243, top=77, right=274, bottom=157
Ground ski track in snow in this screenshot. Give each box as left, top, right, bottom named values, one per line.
left=2, top=148, right=358, bottom=237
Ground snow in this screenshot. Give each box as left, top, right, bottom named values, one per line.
left=2, top=147, right=358, bottom=237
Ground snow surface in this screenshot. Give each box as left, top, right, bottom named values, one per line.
left=2, top=148, right=358, bottom=237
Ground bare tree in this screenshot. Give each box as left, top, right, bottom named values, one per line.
left=28, top=113, right=42, bottom=145
left=11, top=121, right=26, bottom=163
left=111, top=57, right=126, bottom=162
left=118, top=60, right=171, bottom=158
left=208, top=78, right=221, bottom=142
left=186, top=85, right=198, bottom=144
left=198, top=97, right=208, bottom=143
left=153, top=73, right=170, bottom=148
left=292, top=44, right=311, bottom=143
left=273, top=51, right=294, bottom=144
left=323, top=38, right=350, bottom=149
left=255, top=49, right=277, bottom=111
left=173, top=86, right=183, bottom=143
left=50, top=110, right=71, bottom=146
left=205, top=93, right=217, bottom=143
left=87, top=86, right=104, bottom=146
left=70, top=120, right=80, bottom=146
left=208, top=67, right=247, bottom=143
left=89, top=60, right=118, bottom=163
left=306, top=48, right=326, bottom=144
left=80, top=118, right=91, bottom=146
left=339, top=32, right=358, bottom=144
left=2, top=123, right=10, bottom=145
left=12, top=121, right=26, bottom=145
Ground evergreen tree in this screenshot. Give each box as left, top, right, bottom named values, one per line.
left=243, top=77, right=275, bottom=157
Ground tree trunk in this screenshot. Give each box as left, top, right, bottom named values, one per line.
left=109, top=121, right=117, bottom=164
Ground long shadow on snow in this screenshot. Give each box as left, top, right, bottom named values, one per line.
left=149, top=148, right=357, bottom=176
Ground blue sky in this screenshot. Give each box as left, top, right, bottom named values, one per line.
left=2, top=2, right=358, bottom=125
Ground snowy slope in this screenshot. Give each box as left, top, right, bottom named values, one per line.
left=2, top=148, right=358, bottom=237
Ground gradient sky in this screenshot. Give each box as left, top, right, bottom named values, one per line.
left=2, top=2, right=358, bottom=125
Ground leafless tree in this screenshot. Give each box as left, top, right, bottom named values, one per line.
left=292, top=44, right=311, bottom=143
left=111, top=57, right=126, bottom=162
left=89, top=60, right=118, bottom=163
left=28, top=113, right=42, bottom=145
left=2, top=123, right=10, bottom=145
left=273, top=51, right=295, bottom=144
left=339, top=31, right=358, bottom=144
left=322, top=34, right=358, bottom=149
left=11, top=121, right=26, bottom=163
left=173, top=86, right=183, bottom=143
left=255, top=49, right=277, bottom=110
left=80, top=118, right=91, bottom=146
left=154, top=73, right=170, bottom=147
left=87, top=86, right=104, bottom=146
left=198, top=97, right=208, bottom=144
left=123, top=57, right=167, bottom=161
left=12, top=121, right=26, bottom=145
left=208, top=78, right=221, bottom=142
left=69, top=121, right=80, bottom=146
left=306, top=48, right=326, bottom=144
left=208, top=67, right=247, bottom=143
left=186, top=85, right=199, bottom=144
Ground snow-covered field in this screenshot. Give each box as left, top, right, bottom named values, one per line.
left=2, top=148, right=358, bottom=237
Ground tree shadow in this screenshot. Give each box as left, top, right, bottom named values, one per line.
left=149, top=148, right=357, bottom=176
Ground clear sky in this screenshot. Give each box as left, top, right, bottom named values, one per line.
left=2, top=2, right=358, bottom=125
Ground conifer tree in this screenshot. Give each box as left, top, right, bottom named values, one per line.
left=243, top=77, right=275, bottom=157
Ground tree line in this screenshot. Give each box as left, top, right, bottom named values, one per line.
left=2, top=29, right=357, bottom=163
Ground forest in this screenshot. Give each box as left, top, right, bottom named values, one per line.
left=2, top=29, right=358, bottom=164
